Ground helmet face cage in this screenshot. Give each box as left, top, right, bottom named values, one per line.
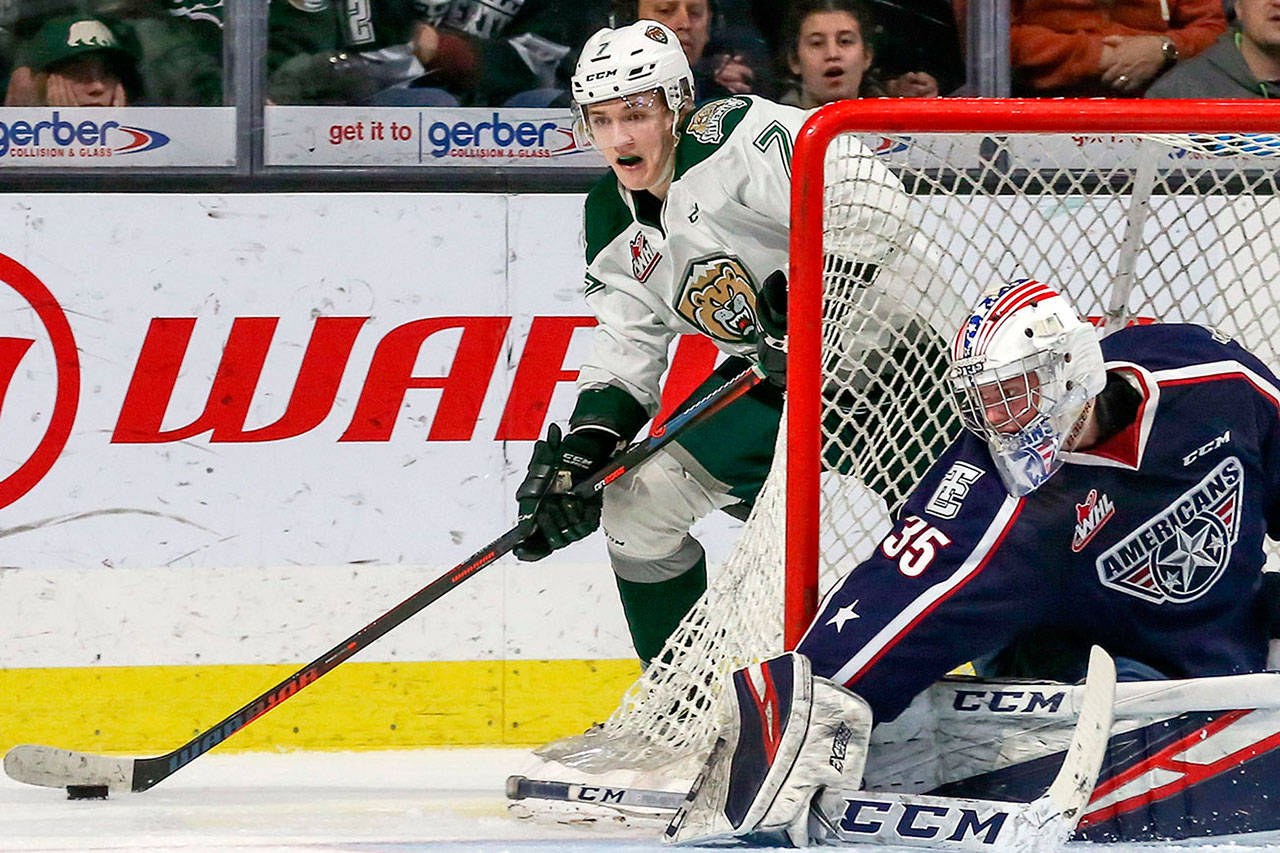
left=957, top=348, right=1085, bottom=494
left=949, top=350, right=1078, bottom=496
left=951, top=350, right=1058, bottom=440
left=948, top=279, right=1106, bottom=496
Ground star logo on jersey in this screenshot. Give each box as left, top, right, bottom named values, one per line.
left=1096, top=457, right=1242, bottom=604
left=1153, top=517, right=1228, bottom=597
left=1072, top=488, right=1116, bottom=552
left=826, top=600, right=861, bottom=633
left=676, top=255, right=758, bottom=344
left=630, top=232, right=661, bottom=283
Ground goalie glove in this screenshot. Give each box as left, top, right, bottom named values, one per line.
left=755, top=269, right=788, bottom=388
left=664, top=652, right=872, bottom=847
left=513, top=423, right=619, bottom=561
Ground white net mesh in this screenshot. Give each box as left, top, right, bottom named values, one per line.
left=536, top=128, right=1280, bottom=775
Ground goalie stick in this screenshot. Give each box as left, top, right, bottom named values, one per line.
left=507, top=646, right=1116, bottom=849
left=4, top=364, right=766, bottom=796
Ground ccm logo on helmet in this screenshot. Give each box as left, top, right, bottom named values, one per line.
left=584, top=69, right=617, bottom=82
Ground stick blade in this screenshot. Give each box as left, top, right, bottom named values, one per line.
left=1045, top=645, right=1116, bottom=826
left=4, top=745, right=135, bottom=792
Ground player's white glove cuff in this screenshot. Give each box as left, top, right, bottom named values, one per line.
left=663, top=652, right=872, bottom=847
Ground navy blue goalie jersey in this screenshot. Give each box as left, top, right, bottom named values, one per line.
left=798, top=323, right=1280, bottom=722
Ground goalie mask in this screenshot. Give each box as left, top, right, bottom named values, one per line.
left=948, top=279, right=1106, bottom=497
left=571, top=20, right=695, bottom=146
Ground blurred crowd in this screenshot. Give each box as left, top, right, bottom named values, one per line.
left=0, top=0, right=1274, bottom=107
left=0, top=0, right=222, bottom=106
left=263, top=0, right=966, bottom=107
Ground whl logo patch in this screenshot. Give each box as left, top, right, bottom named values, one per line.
left=1072, top=488, right=1115, bottom=552
left=1096, top=457, right=1242, bottom=604
left=630, top=232, right=660, bottom=282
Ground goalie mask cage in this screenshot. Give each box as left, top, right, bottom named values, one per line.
left=537, top=100, right=1280, bottom=775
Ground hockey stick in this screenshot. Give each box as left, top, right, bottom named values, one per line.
left=508, top=647, right=1117, bottom=849
left=4, top=364, right=767, bottom=796
left=507, top=775, right=687, bottom=811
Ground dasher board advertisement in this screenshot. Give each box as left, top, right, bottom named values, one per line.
left=0, top=107, right=235, bottom=167
left=266, top=106, right=604, bottom=166
left=0, top=192, right=723, bottom=575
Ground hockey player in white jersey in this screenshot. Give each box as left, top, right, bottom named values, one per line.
left=511, top=18, right=951, bottom=665
left=669, top=280, right=1280, bottom=845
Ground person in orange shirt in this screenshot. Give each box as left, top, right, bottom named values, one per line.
left=1011, top=0, right=1226, bottom=96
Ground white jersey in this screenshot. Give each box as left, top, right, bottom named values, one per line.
left=576, top=95, right=927, bottom=416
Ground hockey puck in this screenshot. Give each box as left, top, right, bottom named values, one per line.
left=66, top=784, right=109, bottom=800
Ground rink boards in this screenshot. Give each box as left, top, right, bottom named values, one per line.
left=0, top=193, right=682, bottom=753
left=0, top=189, right=1276, bottom=754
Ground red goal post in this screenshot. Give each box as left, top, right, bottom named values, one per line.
left=785, top=99, right=1280, bottom=648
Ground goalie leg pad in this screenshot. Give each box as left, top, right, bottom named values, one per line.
left=664, top=652, right=872, bottom=847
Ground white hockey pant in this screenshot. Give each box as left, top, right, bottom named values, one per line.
left=601, top=447, right=735, bottom=583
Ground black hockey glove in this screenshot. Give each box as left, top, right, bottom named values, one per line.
left=513, top=423, right=618, bottom=561
left=755, top=269, right=788, bottom=388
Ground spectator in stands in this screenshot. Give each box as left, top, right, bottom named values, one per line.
left=269, top=0, right=604, bottom=106
left=1146, top=0, right=1280, bottom=97
left=872, top=0, right=964, bottom=97
left=1011, top=0, right=1226, bottom=97
left=612, top=0, right=776, bottom=100
left=4, top=14, right=141, bottom=106
left=779, top=0, right=959, bottom=107
left=97, top=0, right=223, bottom=105
left=269, top=0, right=449, bottom=105
left=407, top=0, right=607, bottom=105
left=779, top=0, right=882, bottom=106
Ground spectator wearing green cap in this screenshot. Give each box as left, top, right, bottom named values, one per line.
left=5, top=14, right=141, bottom=106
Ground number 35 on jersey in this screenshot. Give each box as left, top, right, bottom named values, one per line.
left=880, top=516, right=952, bottom=577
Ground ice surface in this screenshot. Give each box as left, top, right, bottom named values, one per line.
left=1, top=747, right=1277, bottom=852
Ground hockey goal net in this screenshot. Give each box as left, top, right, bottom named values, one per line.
left=537, top=100, right=1280, bottom=776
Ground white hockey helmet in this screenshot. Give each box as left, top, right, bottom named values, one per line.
left=571, top=20, right=695, bottom=143
left=948, top=279, right=1106, bottom=496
